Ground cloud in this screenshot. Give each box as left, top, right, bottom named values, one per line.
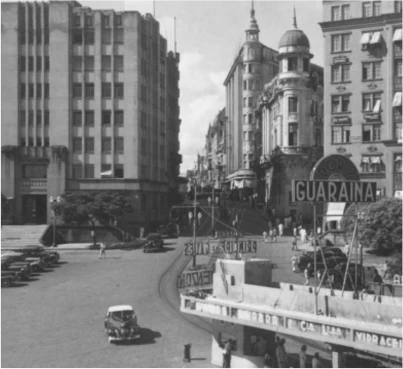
left=178, top=52, right=226, bottom=173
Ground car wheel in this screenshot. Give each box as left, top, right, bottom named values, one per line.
left=4, top=279, right=11, bottom=287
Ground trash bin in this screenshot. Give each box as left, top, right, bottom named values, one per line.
left=183, top=343, right=191, bottom=362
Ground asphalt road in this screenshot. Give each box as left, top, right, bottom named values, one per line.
left=1, top=240, right=211, bottom=368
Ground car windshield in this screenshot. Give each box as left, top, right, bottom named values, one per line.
left=111, top=310, right=135, bottom=321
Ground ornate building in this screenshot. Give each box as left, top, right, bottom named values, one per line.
left=224, top=3, right=278, bottom=193
left=256, top=11, right=324, bottom=220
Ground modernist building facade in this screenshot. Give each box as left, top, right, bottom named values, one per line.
left=320, top=0, right=402, bottom=199
left=224, top=4, right=279, bottom=192
left=1, top=1, right=181, bottom=233
left=256, top=14, right=324, bottom=221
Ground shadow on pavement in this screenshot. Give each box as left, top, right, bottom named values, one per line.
left=26, top=277, right=40, bottom=282
left=56, top=261, right=69, bottom=265
left=190, top=358, right=206, bottom=361
left=111, top=328, right=161, bottom=346
left=9, top=283, right=29, bottom=288
left=39, top=269, right=54, bottom=273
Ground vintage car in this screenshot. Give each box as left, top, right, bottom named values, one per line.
left=2, top=251, right=45, bottom=272
left=2, top=270, right=22, bottom=282
left=157, top=222, right=178, bottom=238
left=143, top=233, right=164, bottom=253
left=1, top=255, right=32, bottom=279
left=1, top=274, right=14, bottom=287
left=104, top=305, right=141, bottom=343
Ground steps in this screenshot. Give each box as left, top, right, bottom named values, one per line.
left=1, top=225, right=48, bottom=247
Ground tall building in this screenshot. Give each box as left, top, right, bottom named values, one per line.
left=256, top=11, right=324, bottom=221
left=320, top=0, right=402, bottom=199
left=1, top=1, right=181, bottom=233
left=224, top=3, right=279, bottom=193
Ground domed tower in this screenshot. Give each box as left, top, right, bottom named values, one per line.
left=277, top=8, right=314, bottom=149
left=242, top=1, right=261, bottom=169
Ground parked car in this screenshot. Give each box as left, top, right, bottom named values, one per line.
left=143, top=233, right=164, bottom=253
left=1, top=274, right=14, bottom=287
left=1, top=270, right=19, bottom=282
left=2, top=251, right=45, bottom=272
left=1, top=255, right=33, bottom=276
left=104, top=305, right=141, bottom=343
left=158, top=222, right=178, bottom=238
left=20, top=245, right=60, bottom=264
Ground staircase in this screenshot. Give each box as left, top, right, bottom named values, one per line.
left=1, top=225, right=48, bottom=247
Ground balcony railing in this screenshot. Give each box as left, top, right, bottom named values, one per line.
left=21, top=178, right=47, bottom=190
left=271, top=146, right=323, bottom=157
left=394, top=76, right=402, bottom=91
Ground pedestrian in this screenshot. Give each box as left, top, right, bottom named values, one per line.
left=223, top=340, right=232, bottom=368
left=263, top=231, right=268, bottom=243
left=264, top=351, right=273, bottom=368
left=99, top=243, right=106, bottom=259
left=276, top=338, right=288, bottom=368
left=373, top=269, right=383, bottom=284
left=269, top=229, right=273, bottom=243
left=292, top=236, right=297, bottom=251
left=312, top=352, right=322, bottom=368
left=272, top=228, right=277, bottom=242
left=293, top=226, right=297, bottom=237
left=292, top=254, right=298, bottom=272
left=304, top=264, right=311, bottom=285
left=299, top=345, right=308, bottom=368
left=344, top=243, right=350, bottom=255
left=278, top=222, right=284, bottom=237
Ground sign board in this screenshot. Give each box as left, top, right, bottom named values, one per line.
left=291, top=180, right=377, bottom=203
left=332, top=116, right=351, bottom=124
left=310, top=154, right=360, bottom=181
left=355, top=330, right=402, bottom=350
left=216, top=231, right=240, bottom=238
left=333, top=56, right=349, bottom=64
left=184, top=240, right=257, bottom=256
left=177, top=270, right=214, bottom=289
left=364, top=113, right=381, bottom=121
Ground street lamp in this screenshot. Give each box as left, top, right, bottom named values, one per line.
left=49, top=196, right=63, bottom=247
left=91, top=229, right=96, bottom=248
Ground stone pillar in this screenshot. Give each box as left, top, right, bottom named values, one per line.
left=331, top=350, right=345, bottom=368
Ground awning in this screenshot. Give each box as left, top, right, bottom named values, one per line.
left=369, top=31, right=382, bottom=45
left=360, top=32, right=371, bottom=44
left=393, top=92, right=402, bottom=107
left=393, top=28, right=402, bottom=42
left=395, top=156, right=402, bottom=162
left=371, top=156, right=381, bottom=164
left=373, top=99, right=381, bottom=113
left=394, top=190, right=403, bottom=199
left=361, top=156, right=370, bottom=164
left=326, top=202, right=345, bottom=223
left=101, top=170, right=113, bottom=177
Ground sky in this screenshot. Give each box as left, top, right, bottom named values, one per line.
left=26, top=0, right=325, bottom=174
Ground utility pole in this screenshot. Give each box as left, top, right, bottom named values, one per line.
left=192, top=176, right=197, bottom=268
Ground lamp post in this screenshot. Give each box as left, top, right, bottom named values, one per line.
left=192, top=179, right=197, bottom=268
left=91, top=229, right=96, bottom=248
left=49, top=196, right=63, bottom=247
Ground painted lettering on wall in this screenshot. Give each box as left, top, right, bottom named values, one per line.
left=184, top=240, right=257, bottom=256
left=177, top=270, right=214, bottom=288
left=355, top=331, right=402, bottom=349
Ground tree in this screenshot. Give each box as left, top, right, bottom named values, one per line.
left=60, top=192, right=133, bottom=227
left=340, top=198, right=402, bottom=255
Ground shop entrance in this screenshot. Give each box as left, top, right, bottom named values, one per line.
left=22, top=195, right=47, bottom=224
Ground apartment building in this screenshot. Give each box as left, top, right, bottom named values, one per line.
left=1, top=1, right=181, bottom=232
left=224, top=3, right=279, bottom=192
left=320, top=0, right=402, bottom=199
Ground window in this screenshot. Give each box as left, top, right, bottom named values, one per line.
left=115, top=28, right=124, bottom=43
left=44, top=84, right=49, bottom=98
left=363, top=124, right=381, bottom=142
left=342, top=5, right=350, bottom=19
left=44, top=56, right=49, bottom=71
left=114, top=137, right=124, bottom=153
left=332, top=64, right=350, bottom=82
left=362, top=61, right=382, bottom=80
left=44, top=137, right=49, bottom=147
left=362, top=93, right=381, bottom=112
left=115, top=111, right=124, bottom=126
left=36, top=137, right=42, bottom=147
left=332, top=6, right=341, bottom=21
left=331, top=126, right=350, bottom=143
left=102, top=56, right=111, bottom=71
left=394, top=110, right=402, bottom=140
left=28, top=29, right=34, bottom=44
left=114, top=55, right=124, bottom=71
left=22, top=164, right=47, bottom=179
left=289, top=124, right=298, bottom=146
left=73, top=84, right=82, bottom=98
left=73, top=111, right=82, bottom=126
left=20, top=84, right=26, bottom=99
left=115, top=164, right=124, bottom=178
left=85, top=14, right=93, bottom=27
left=36, top=56, right=42, bottom=71
left=102, top=29, right=112, bottom=44
left=103, top=14, right=110, bottom=27
left=85, top=111, right=94, bottom=126
left=396, top=1, right=402, bottom=13
left=363, top=2, right=371, bottom=17
left=72, top=165, right=83, bottom=179
left=101, top=164, right=112, bottom=175
left=84, top=56, right=94, bottom=71
left=288, top=57, right=298, bottom=71
left=73, top=137, right=82, bottom=152
left=44, top=111, right=49, bottom=126
left=373, top=1, right=381, bottom=16
left=28, top=111, right=34, bottom=126
left=102, top=83, right=111, bottom=98
left=74, top=15, right=81, bottom=28
left=102, top=111, right=111, bottom=125
left=84, top=29, right=94, bottom=44
left=289, top=97, right=298, bottom=113
left=29, top=84, right=34, bottom=98
left=28, top=56, right=34, bottom=71
left=84, top=164, right=94, bottom=179
left=85, top=137, right=94, bottom=153
left=85, top=84, right=94, bottom=98
left=36, top=84, right=42, bottom=98
left=395, top=60, right=402, bottom=77
left=73, top=30, right=83, bottom=44
left=73, top=56, right=82, bottom=71
left=332, top=95, right=350, bottom=113
left=102, top=137, right=111, bottom=152
left=20, top=56, right=25, bottom=71
left=331, top=34, right=351, bottom=52
left=115, top=15, right=123, bottom=26
left=20, top=110, right=26, bottom=125
left=361, top=156, right=383, bottom=173
left=115, top=83, right=124, bottom=98
left=20, top=30, right=26, bottom=44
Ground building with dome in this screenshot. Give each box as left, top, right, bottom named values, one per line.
left=223, top=3, right=279, bottom=196
left=256, top=10, right=324, bottom=222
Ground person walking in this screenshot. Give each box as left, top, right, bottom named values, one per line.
left=292, top=236, right=297, bottom=251
left=223, top=340, right=232, bottom=368
left=276, top=338, right=288, bottom=368
left=99, top=243, right=106, bottom=259
left=263, top=231, right=268, bottom=243
left=272, top=228, right=277, bottom=242
left=304, top=264, right=311, bottom=285
left=312, top=352, right=322, bottom=368
left=268, top=229, right=273, bottom=243
left=278, top=222, right=284, bottom=237
left=299, top=345, right=308, bottom=368
left=292, top=254, right=299, bottom=273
